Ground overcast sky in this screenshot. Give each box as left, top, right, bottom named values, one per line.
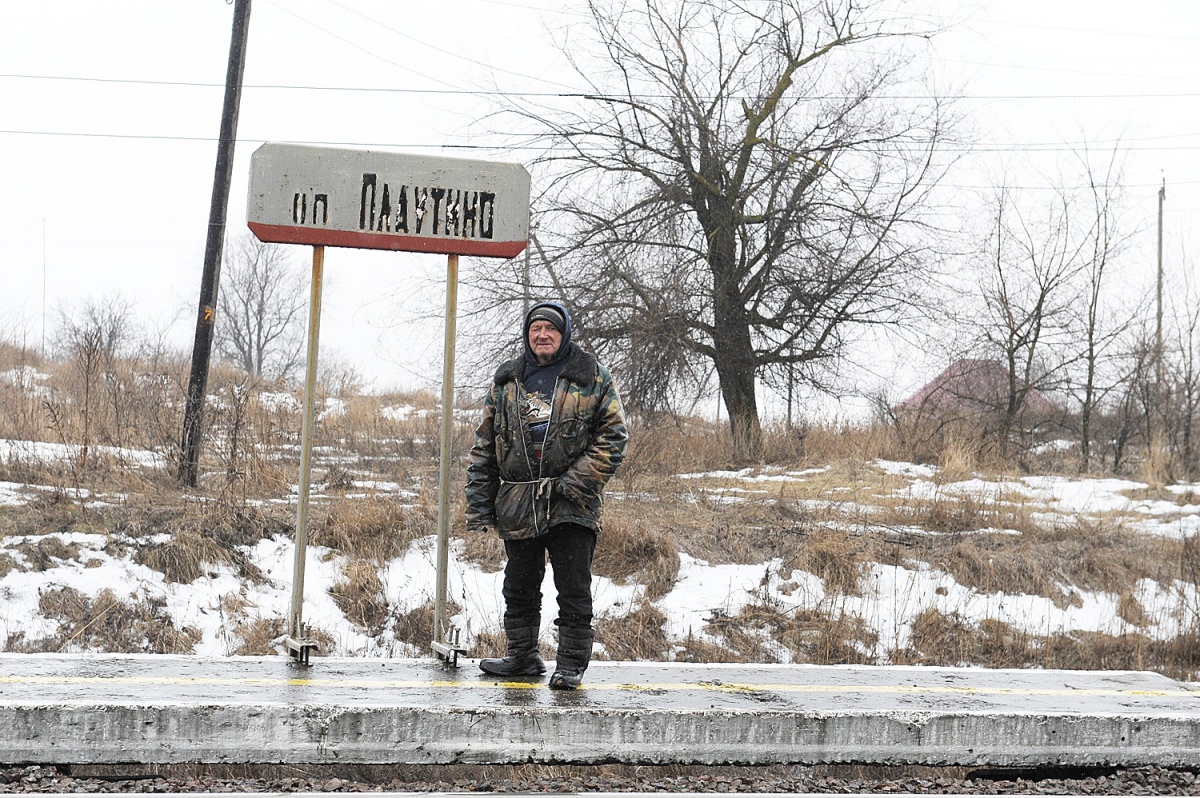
left=3, top=0, right=1200, bottom=409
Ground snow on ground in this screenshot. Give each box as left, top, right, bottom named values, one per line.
left=0, top=367, right=50, bottom=396
left=0, top=482, right=34, bottom=507
left=0, top=455, right=1197, bottom=659
left=876, top=460, right=937, bottom=479
left=318, top=398, right=346, bottom=421
left=256, top=392, right=300, bottom=413
left=380, top=405, right=478, bottom=423
left=0, top=439, right=165, bottom=468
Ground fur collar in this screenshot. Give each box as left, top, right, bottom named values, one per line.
left=494, top=343, right=597, bottom=387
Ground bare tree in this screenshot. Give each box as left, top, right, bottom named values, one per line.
left=486, top=0, right=950, bottom=459
left=1069, top=148, right=1137, bottom=472
left=54, top=296, right=135, bottom=466
left=216, top=234, right=307, bottom=382
left=1163, top=259, right=1200, bottom=479
left=974, top=184, right=1087, bottom=457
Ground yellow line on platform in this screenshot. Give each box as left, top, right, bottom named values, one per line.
left=0, top=674, right=1195, bottom=699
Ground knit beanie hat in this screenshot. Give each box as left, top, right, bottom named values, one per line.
left=522, top=301, right=573, bottom=368
left=525, top=305, right=566, bottom=334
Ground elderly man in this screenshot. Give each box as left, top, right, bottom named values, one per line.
left=465, top=301, right=628, bottom=689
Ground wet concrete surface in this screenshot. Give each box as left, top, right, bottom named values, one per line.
left=1, top=654, right=1198, bottom=767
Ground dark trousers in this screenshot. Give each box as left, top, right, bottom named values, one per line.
left=502, top=522, right=596, bottom=631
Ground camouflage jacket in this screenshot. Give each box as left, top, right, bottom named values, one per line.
left=465, top=343, right=628, bottom=540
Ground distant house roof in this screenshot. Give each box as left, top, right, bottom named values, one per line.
left=897, top=358, right=1059, bottom=415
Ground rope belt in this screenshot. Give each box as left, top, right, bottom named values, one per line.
left=500, top=477, right=554, bottom=499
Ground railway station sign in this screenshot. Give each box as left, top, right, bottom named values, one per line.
left=247, top=143, right=530, bottom=258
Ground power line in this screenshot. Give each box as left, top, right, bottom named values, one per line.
left=972, top=14, right=1200, bottom=45
left=262, top=0, right=464, bottom=92
left=9, top=70, right=1200, bottom=103
left=314, top=0, right=581, bottom=91
left=0, top=127, right=513, bottom=149
left=7, top=127, right=1200, bottom=166
left=0, top=71, right=582, bottom=98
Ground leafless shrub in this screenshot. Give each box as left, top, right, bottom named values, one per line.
left=215, top=234, right=307, bottom=382
left=201, top=370, right=295, bottom=499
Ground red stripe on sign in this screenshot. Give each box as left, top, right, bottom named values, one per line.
left=247, top=223, right=528, bottom=258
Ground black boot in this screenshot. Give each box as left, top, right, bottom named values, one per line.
left=480, top=625, right=545, bottom=677
left=549, top=627, right=594, bottom=690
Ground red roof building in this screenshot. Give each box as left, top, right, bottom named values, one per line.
left=897, top=358, right=1059, bottom=416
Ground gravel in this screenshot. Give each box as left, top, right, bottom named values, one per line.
left=0, top=764, right=1197, bottom=794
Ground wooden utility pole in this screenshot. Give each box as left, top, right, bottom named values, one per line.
left=1156, top=178, right=1166, bottom=391
left=179, top=0, right=252, bottom=487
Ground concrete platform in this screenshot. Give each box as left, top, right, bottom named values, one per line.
left=1, top=654, right=1198, bottom=767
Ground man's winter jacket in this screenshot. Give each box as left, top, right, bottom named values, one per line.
left=465, top=342, right=628, bottom=540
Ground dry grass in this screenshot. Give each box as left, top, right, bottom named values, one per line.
left=892, top=517, right=1183, bottom=606
left=614, top=421, right=732, bottom=489
left=1138, top=437, right=1175, bottom=488
left=934, top=434, right=979, bottom=484
left=698, top=597, right=878, bottom=665
left=455, top=526, right=507, bottom=572
left=768, top=607, right=878, bottom=665
left=2, top=331, right=1199, bottom=674
left=896, top=608, right=1200, bottom=680
left=595, top=602, right=669, bottom=660
left=329, top=560, right=390, bottom=635
left=135, top=531, right=231, bottom=584
left=313, top=496, right=435, bottom=563
left=392, top=598, right=463, bottom=653
left=229, top=616, right=287, bottom=656
left=792, top=528, right=872, bottom=596
left=122, top=497, right=286, bottom=583
left=7, top=587, right=201, bottom=654
left=593, top=503, right=679, bottom=600
left=12, top=536, right=83, bottom=571
left=775, top=420, right=904, bottom=466
left=673, top=633, right=747, bottom=663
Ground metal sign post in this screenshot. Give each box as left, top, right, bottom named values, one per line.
left=247, top=144, right=529, bottom=666
left=430, top=254, right=463, bottom=666
left=284, top=244, right=325, bottom=665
